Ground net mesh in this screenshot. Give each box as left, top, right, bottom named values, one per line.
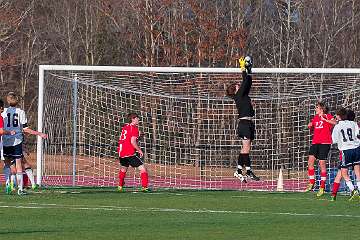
left=40, top=70, right=360, bottom=191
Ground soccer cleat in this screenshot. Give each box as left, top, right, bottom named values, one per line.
left=17, top=189, right=27, bottom=196
left=304, top=183, right=315, bottom=192
left=234, top=171, right=247, bottom=183
left=330, top=195, right=336, bottom=202
left=316, top=187, right=325, bottom=197
left=141, top=187, right=151, bottom=192
left=348, top=189, right=359, bottom=201
left=238, top=57, right=246, bottom=72
left=10, top=181, right=15, bottom=192
left=246, top=171, right=260, bottom=181
left=244, top=56, right=253, bottom=74
left=117, top=186, right=125, bottom=192
left=5, top=184, right=12, bottom=194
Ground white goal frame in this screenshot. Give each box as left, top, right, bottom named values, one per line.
left=37, top=65, right=360, bottom=186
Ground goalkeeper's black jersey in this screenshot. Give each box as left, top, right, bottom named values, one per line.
left=232, top=72, right=255, bottom=118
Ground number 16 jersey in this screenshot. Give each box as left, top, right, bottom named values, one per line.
left=1, top=107, right=28, bottom=146
left=332, top=120, right=360, bottom=151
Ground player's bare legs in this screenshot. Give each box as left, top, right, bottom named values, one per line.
left=240, top=139, right=251, bottom=154
left=305, top=155, right=316, bottom=192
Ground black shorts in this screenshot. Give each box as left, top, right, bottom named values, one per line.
left=237, top=119, right=255, bottom=141
left=309, top=144, right=331, bottom=160
left=338, top=146, right=360, bottom=169
left=119, top=153, right=144, bottom=168
left=3, top=143, right=23, bottom=160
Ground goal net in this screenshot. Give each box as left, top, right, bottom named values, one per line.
left=36, top=66, right=360, bottom=191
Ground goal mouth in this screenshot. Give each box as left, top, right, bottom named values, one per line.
left=37, top=66, right=360, bottom=191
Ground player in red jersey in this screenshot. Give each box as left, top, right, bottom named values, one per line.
left=305, top=101, right=336, bottom=196
left=117, top=113, right=149, bottom=192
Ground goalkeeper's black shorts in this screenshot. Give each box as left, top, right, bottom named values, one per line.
left=237, top=119, right=255, bottom=141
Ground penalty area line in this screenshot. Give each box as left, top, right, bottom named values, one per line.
left=0, top=203, right=359, bottom=219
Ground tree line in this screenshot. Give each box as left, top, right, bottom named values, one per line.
left=1, top=0, right=359, bottom=127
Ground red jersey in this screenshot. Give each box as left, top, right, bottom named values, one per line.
left=310, top=114, right=333, bottom=144
left=117, top=123, right=139, bottom=158
left=0, top=116, right=3, bottom=129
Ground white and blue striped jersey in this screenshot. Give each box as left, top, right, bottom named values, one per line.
left=1, top=107, right=28, bottom=146
left=332, top=120, right=360, bottom=151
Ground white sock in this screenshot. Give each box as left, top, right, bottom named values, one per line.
left=245, top=166, right=251, bottom=171
left=357, top=181, right=360, bottom=190
left=3, top=166, right=10, bottom=185
left=16, top=173, right=23, bottom=191
left=346, top=181, right=355, bottom=192
left=25, top=168, right=35, bottom=186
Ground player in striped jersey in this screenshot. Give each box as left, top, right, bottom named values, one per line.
left=305, top=101, right=336, bottom=197
left=330, top=108, right=360, bottom=201
left=117, top=113, right=149, bottom=192
left=2, top=92, right=47, bottom=195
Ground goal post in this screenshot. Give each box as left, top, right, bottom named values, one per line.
left=37, top=65, right=360, bottom=191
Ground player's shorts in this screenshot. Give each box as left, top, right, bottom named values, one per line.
left=338, top=146, right=360, bottom=169
left=308, top=144, right=331, bottom=160
left=119, top=153, right=144, bottom=168
left=3, top=143, right=23, bottom=160
left=237, top=119, right=255, bottom=141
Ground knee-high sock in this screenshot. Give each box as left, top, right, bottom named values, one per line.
left=25, top=168, right=35, bottom=186
left=16, top=173, right=23, bottom=191
left=242, top=154, right=251, bottom=168
left=118, top=171, right=126, bottom=187
left=346, top=181, right=355, bottom=192
left=332, top=182, right=340, bottom=197
left=140, top=172, right=149, bottom=188
left=237, top=154, right=244, bottom=173
left=3, top=166, right=10, bottom=185
left=308, top=168, right=315, bottom=185
left=320, top=171, right=327, bottom=188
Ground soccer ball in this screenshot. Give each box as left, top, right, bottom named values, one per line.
left=244, top=56, right=253, bottom=73
left=244, top=56, right=252, bottom=67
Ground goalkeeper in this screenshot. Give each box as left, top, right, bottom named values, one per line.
left=226, top=56, right=260, bottom=182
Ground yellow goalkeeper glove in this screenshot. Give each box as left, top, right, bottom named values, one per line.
left=238, top=57, right=246, bottom=72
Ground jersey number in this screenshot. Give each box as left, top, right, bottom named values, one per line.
left=6, top=113, right=19, bottom=128
left=120, top=129, right=127, bottom=141
left=315, top=121, right=324, bottom=128
left=340, top=128, right=354, bottom=142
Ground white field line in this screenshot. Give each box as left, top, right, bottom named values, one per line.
left=0, top=202, right=359, bottom=219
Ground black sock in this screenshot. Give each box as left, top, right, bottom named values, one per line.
left=237, top=154, right=244, bottom=174
left=242, top=154, right=251, bottom=173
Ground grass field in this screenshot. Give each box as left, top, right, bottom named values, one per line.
left=0, top=188, right=359, bottom=240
